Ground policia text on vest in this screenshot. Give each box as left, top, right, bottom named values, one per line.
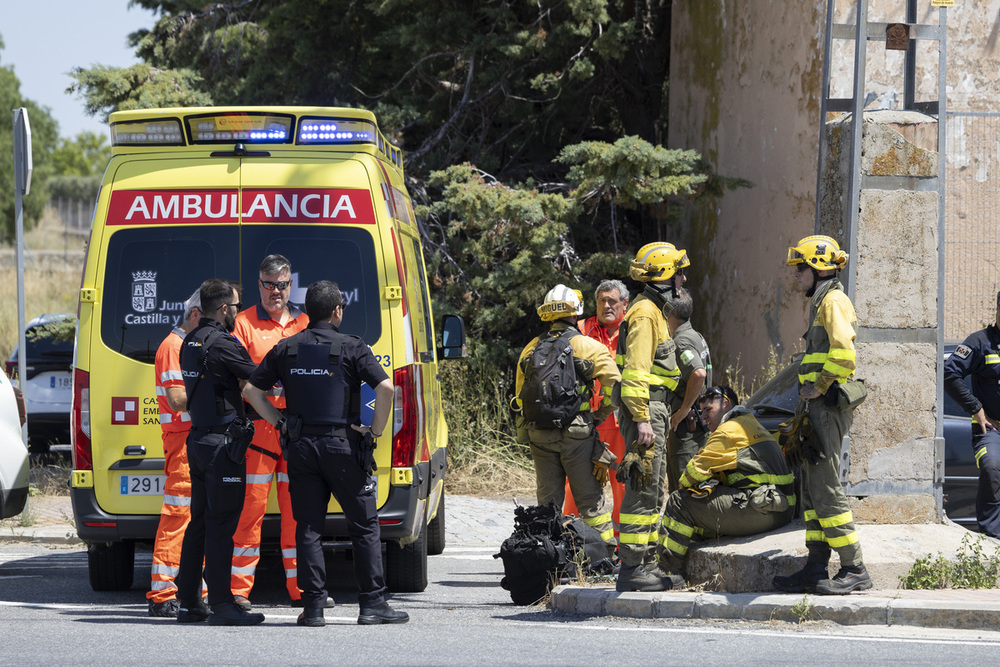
left=243, top=280, right=409, bottom=626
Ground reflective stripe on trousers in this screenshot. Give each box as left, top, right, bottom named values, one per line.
left=231, top=421, right=301, bottom=601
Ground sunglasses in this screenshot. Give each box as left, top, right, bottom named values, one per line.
left=260, top=279, right=291, bottom=291
left=221, top=302, right=242, bottom=311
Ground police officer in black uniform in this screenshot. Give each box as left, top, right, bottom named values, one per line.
left=944, top=290, right=1000, bottom=538
left=174, top=278, right=265, bottom=626
left=243, top=280, right=407, bottom=628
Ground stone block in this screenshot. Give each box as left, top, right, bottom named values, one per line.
left=888, top=599, right=1000, bottom=630
left=652, top=595, right=697, bottom=619
left=695, top=593, right=752, bottom=619
left=861, top=111, right=938, bottom=177
left=605, top=592, right=655, bottom=619
left=851, top=494, right=937, bottom=524
left=855, top=189, right=938, bottom=329
left=573, top=588, right=610, bottom=616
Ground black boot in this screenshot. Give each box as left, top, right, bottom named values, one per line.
left=297, top=607, right=326, bottom=627
left=208, top=601, right=265, bottom=626
left=815, top=565, right=873, bottom=595
left=358, top=601, right=409, bottom=625
left=772, top=561, right=828, bottom=593
left=616, top=564, right=668, bottom=592
left=176, top=598, right=210, bottom=623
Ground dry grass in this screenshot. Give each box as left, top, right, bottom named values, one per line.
left=1, top=209, right=86, bottom=362
left=445, top=454, right=536, bottom=498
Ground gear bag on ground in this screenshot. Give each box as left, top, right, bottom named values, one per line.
left=519, top=330, right=582, bottom=429
left=493, top=501, right=614, bottom=605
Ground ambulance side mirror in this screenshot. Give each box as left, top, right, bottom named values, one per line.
left=438, top=314, right=468, bottom=360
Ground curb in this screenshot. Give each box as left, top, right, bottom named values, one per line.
left=549, top=585, right=1000, bottom=630
left=0, top=529, right=84, bottom=546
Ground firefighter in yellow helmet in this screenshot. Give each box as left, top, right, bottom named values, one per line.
left=514, top=285, right=621, bottom=557
left=773, top=235, right=871, bottom=595
left=614, top=242, right=686, bottom=591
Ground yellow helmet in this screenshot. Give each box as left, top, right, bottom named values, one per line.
left=786, top=235, right=848, bottom=271
left=537, top=284, right=584, bottom=321
left=628, top=242, right=689, bottom=282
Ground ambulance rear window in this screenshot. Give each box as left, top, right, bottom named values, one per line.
left=101, top=227, right=239, bottom=363
left=241, top=226, right=381, bottom=344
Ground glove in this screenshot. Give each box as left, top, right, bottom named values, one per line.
left=591, top=439, right=618, bottom=487
left=593, top=461, right=610, bottom=487
left=686, top=478, right=719, bottom=497
left=357, top=431, right=378, bottom=476
left=618, top=441, right=653, bottom=492
left=779, top=414, right=810, bottom=467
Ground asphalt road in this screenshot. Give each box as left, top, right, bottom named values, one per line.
left=4, top=540, right=1000, bottom=666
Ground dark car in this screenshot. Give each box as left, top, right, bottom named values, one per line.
left=744, top=348, right=977, bottom=530
left=5, top=314, right=75, bottom=454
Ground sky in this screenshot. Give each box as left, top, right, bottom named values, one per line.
left=1, top=0, right=157, bottom=138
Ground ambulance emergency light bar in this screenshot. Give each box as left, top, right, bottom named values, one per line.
left=110, top=110, right=387, bottom=149
left=111, top=112, right=295, bottom=146
left=296, top=117, right=376, bottom=145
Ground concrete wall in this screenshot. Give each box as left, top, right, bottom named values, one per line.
left=668, top=1, right=827, bottom=384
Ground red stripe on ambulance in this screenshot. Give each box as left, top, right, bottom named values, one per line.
left=107, top=188, right=377, bottom=225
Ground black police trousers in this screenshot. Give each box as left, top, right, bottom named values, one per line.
left=974, top=429, right=1000, bottom=539
left=175, top=429, right=247, bottom=606
left=286, top=434, right=388, bottom=609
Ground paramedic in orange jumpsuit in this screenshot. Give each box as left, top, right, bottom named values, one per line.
left=230, top=254, right=309, bottom=608
left=564, top=280, right=629, bottom=529
left=146, top=289, right=201, bottom=617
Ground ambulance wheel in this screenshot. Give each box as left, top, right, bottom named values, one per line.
left=384, top=529, right=428, bottom=593
left=427, top=493, right=446, bottom=556
left=87, top=540, right=135, bottom=591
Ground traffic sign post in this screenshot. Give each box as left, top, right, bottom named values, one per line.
left=13, top=108, right=33, bottom=448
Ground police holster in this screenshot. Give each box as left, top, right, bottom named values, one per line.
left=225, top=416, right=256, bottom=464
left=279, top=414, right=303, bottom=459
left=682, top=406, right=708, bottom=434
left=358, top=431, right=377, bottom=476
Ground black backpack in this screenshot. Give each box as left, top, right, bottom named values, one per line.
left=519, top=329, right=584, bottom=429
left=493, top=501, right=614, bottom=605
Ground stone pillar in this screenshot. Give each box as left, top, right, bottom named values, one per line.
left=818, top=110, right=941, bottom=523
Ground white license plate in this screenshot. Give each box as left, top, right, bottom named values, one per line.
left=51, top=376, right=72, bottom=390
left=120, top=475, right=167, bottom=495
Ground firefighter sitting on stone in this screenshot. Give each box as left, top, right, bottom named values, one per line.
left=655, top=386, right=795, bottom=584
left=514, top=285, right=621, bottom=558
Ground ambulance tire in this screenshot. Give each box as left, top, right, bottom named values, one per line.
left=384, top=528, right=428, bottom=593
left=87, top=540, right=135, bottom=591
left=427, top=492, right=446, bottom=556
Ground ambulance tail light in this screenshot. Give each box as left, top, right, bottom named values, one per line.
left=392, top=366, right=417, bottom=468
left=72, top=369, right=93, bottom=471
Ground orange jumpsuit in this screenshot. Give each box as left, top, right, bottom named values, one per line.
left=231, top=304, right=308, bottom=602
left=563, top=316, right=626, bottom=531
left=147, top=328, right=194, bottom=604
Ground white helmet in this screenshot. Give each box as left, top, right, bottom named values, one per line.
left=537, top=284, right=584, bottom=321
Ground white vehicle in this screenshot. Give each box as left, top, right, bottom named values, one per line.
left=0, top=370, right=29, bottom=519
left=5, top=313, right=75, bottom=454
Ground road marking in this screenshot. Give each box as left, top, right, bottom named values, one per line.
left=538, top=621, right=1000, bottom=647
left=0, top=601, right=99, bottom=611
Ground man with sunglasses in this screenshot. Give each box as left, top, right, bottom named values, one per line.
left=176, top=278, right=264, bottom=625
left=230, top=254, right=311, bottom=609
left=655, top=386, right=794, bottom=584
left=774, top=235, right=871, bottom=595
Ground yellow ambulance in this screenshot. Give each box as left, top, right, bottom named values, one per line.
left=70, top=107, right=466, bottom=593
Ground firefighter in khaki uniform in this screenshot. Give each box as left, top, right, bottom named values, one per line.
left=515, top=285, right=621, bottom=556
left=656, top=386, right=795, bottom=582
left=773, top=236, right=871, bottom=595
left=230, top=254, right=310, bottom=608
left=615, top=242, right=686, bottom=592
left=665, top=288, right=712, bottom=493
left=146, top=289, right=201, bottom=617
